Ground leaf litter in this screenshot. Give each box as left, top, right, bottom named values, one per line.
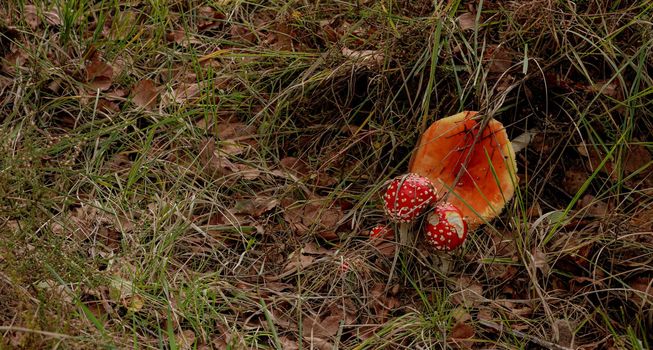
left=2, top=1, right=653, bottom=349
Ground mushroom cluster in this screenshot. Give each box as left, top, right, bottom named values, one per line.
left=372, top=111, right=517, bottom=252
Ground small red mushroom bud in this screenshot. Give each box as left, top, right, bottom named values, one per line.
left=424, top=202, right=468, bottom=251
left=339, top=260, right=350, bottom=273
left=369, top=225, right=394, bottom=241
left=383, top=173, right=437, bottom=223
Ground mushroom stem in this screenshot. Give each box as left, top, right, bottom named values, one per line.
left=398, top=222, right=410, bottom=246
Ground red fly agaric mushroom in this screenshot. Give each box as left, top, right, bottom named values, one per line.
left=425, top=202, right=468, bottom=251
left=409, top=111, right=517, bottom=227
left=382, top=173, right=437, bottom=223
left=369, top=225, right=394, bottom=241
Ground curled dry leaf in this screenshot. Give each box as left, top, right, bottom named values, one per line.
left=450, top=321, right=475, bottom=340
left=485, top=45, right=513, bottom=73
left=586, top=80, right=621, bottom=99
left=1, top=47, right=28, bottom=75
left=166, top=29, right=186, bottom=44
left=562, top=165, right=588, bottom=194
left=163, top=82, right=200, bottom=105
left=629, top=277, right=653, bottom=306
left=265, top=23, right=294, bottom=51
left=451, top=277, right=484, bottom=307
left=232, top=197, right=279, bottom=217
left=44, top=8, right=61, bottom=26
left=552, top=319, right=575, bottom=348
left=457, top=12, right=477, bottom=31
left=24, top=5, right=40, bottom=30
left=85, top=58, right=114, bottom=91
left=197, top=6, right=225, bottom=31
left=369, top=283, right=401, bottom=323
left=279, top=157, right=310, bottom=177
left=577, top=194, right=612, bottom=217
left=198, top=139, right=260, bottom=180
left=302, top=314, right=341, bottom=338
left=281, top=251, right=315, bottom=276
left=283, top=200, right=344, bottom=238
left=630, top=206, right=653, bottom=231
left=341, top=47, right=383, bottom=68
left=531, top=248, right=550, bottom=275
left=131, top=79, right=159, bottom=110
left=217, top=121, right=258, bottom=148
left=279, top=337, right=300, bottom=350
left=586, top=142, right=652, bottom=179
left=175, top=329, right=196, bottom=350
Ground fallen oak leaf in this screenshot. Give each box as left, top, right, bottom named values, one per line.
left=131, top=79, right=159, bottom=110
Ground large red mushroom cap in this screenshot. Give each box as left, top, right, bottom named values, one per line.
left=409, top=111, right=517, bottom=227
left=382, top=173, right=437, bottom=223
left=424, top=202, right=468, bottom=251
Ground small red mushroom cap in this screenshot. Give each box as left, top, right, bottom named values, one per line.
left=424, top=202, right=468, bottom=251
left=383, top=173, right=437, bottom=223
left=369, top=225, right=394, bottom=240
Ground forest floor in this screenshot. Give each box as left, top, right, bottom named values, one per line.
left=1, top=1, right=652, bottom=349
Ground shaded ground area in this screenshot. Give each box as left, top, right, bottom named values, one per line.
left=1, top=1, right=652, bottom=349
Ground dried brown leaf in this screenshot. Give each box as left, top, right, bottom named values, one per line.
left=452, top=277, right=484, bottom=307
left=450, top=322, right=475, bottom=339
left=279, top=157, right=310, bottom=176
left=630, top=206, right=653, bottom=231
left=175, top=329, right=196, bottom=350
left=302, top=315, right=341, bottom=338
left=629, top=277, right=653, bottom=306
left=341, top=47, right=383, bottom=68
left=24, top=5, right=40, bottom=29
left=233, top=197, right=278, bottom=217
left=283, top=200, right=344, bottom=237
left=235, top=163, right=261, bottom=180
left=457, top=12, right=477, bottom=31
left=265, top=23, right=294, bottom=51
left=44, top=9, right=61, bottom=26
left=167, top=82, right=200, bottom=104
left=230, top=24, right=257, bottom=43
left=1, top=48, right=28, bottom=75
left=552, top=319, right=575, bottom=348
left=197, top=6, right=225, bottom=31
left=218, top=122, right=258, bottom=142
left=577, top=194, right=612, bottom=217
left=131, top=79, right=159, bottom=110
left=587, top=80, right=621, bottom=99
left=562, top=165, right=587, bottom=194
left=586, top=143, right=652, bottom=179
left=532, top=248, right=550, bottom=275
left=96, top=99, right=120, bottom=114
left=282, top=252, right=315, bottom=275
left=485, top=45, right=513, bottom=73
left=278, top=337, right=300, bottom=350
left=85, top=58, right=113, bottom=91
left=166, top=29, right=187, bottom=44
